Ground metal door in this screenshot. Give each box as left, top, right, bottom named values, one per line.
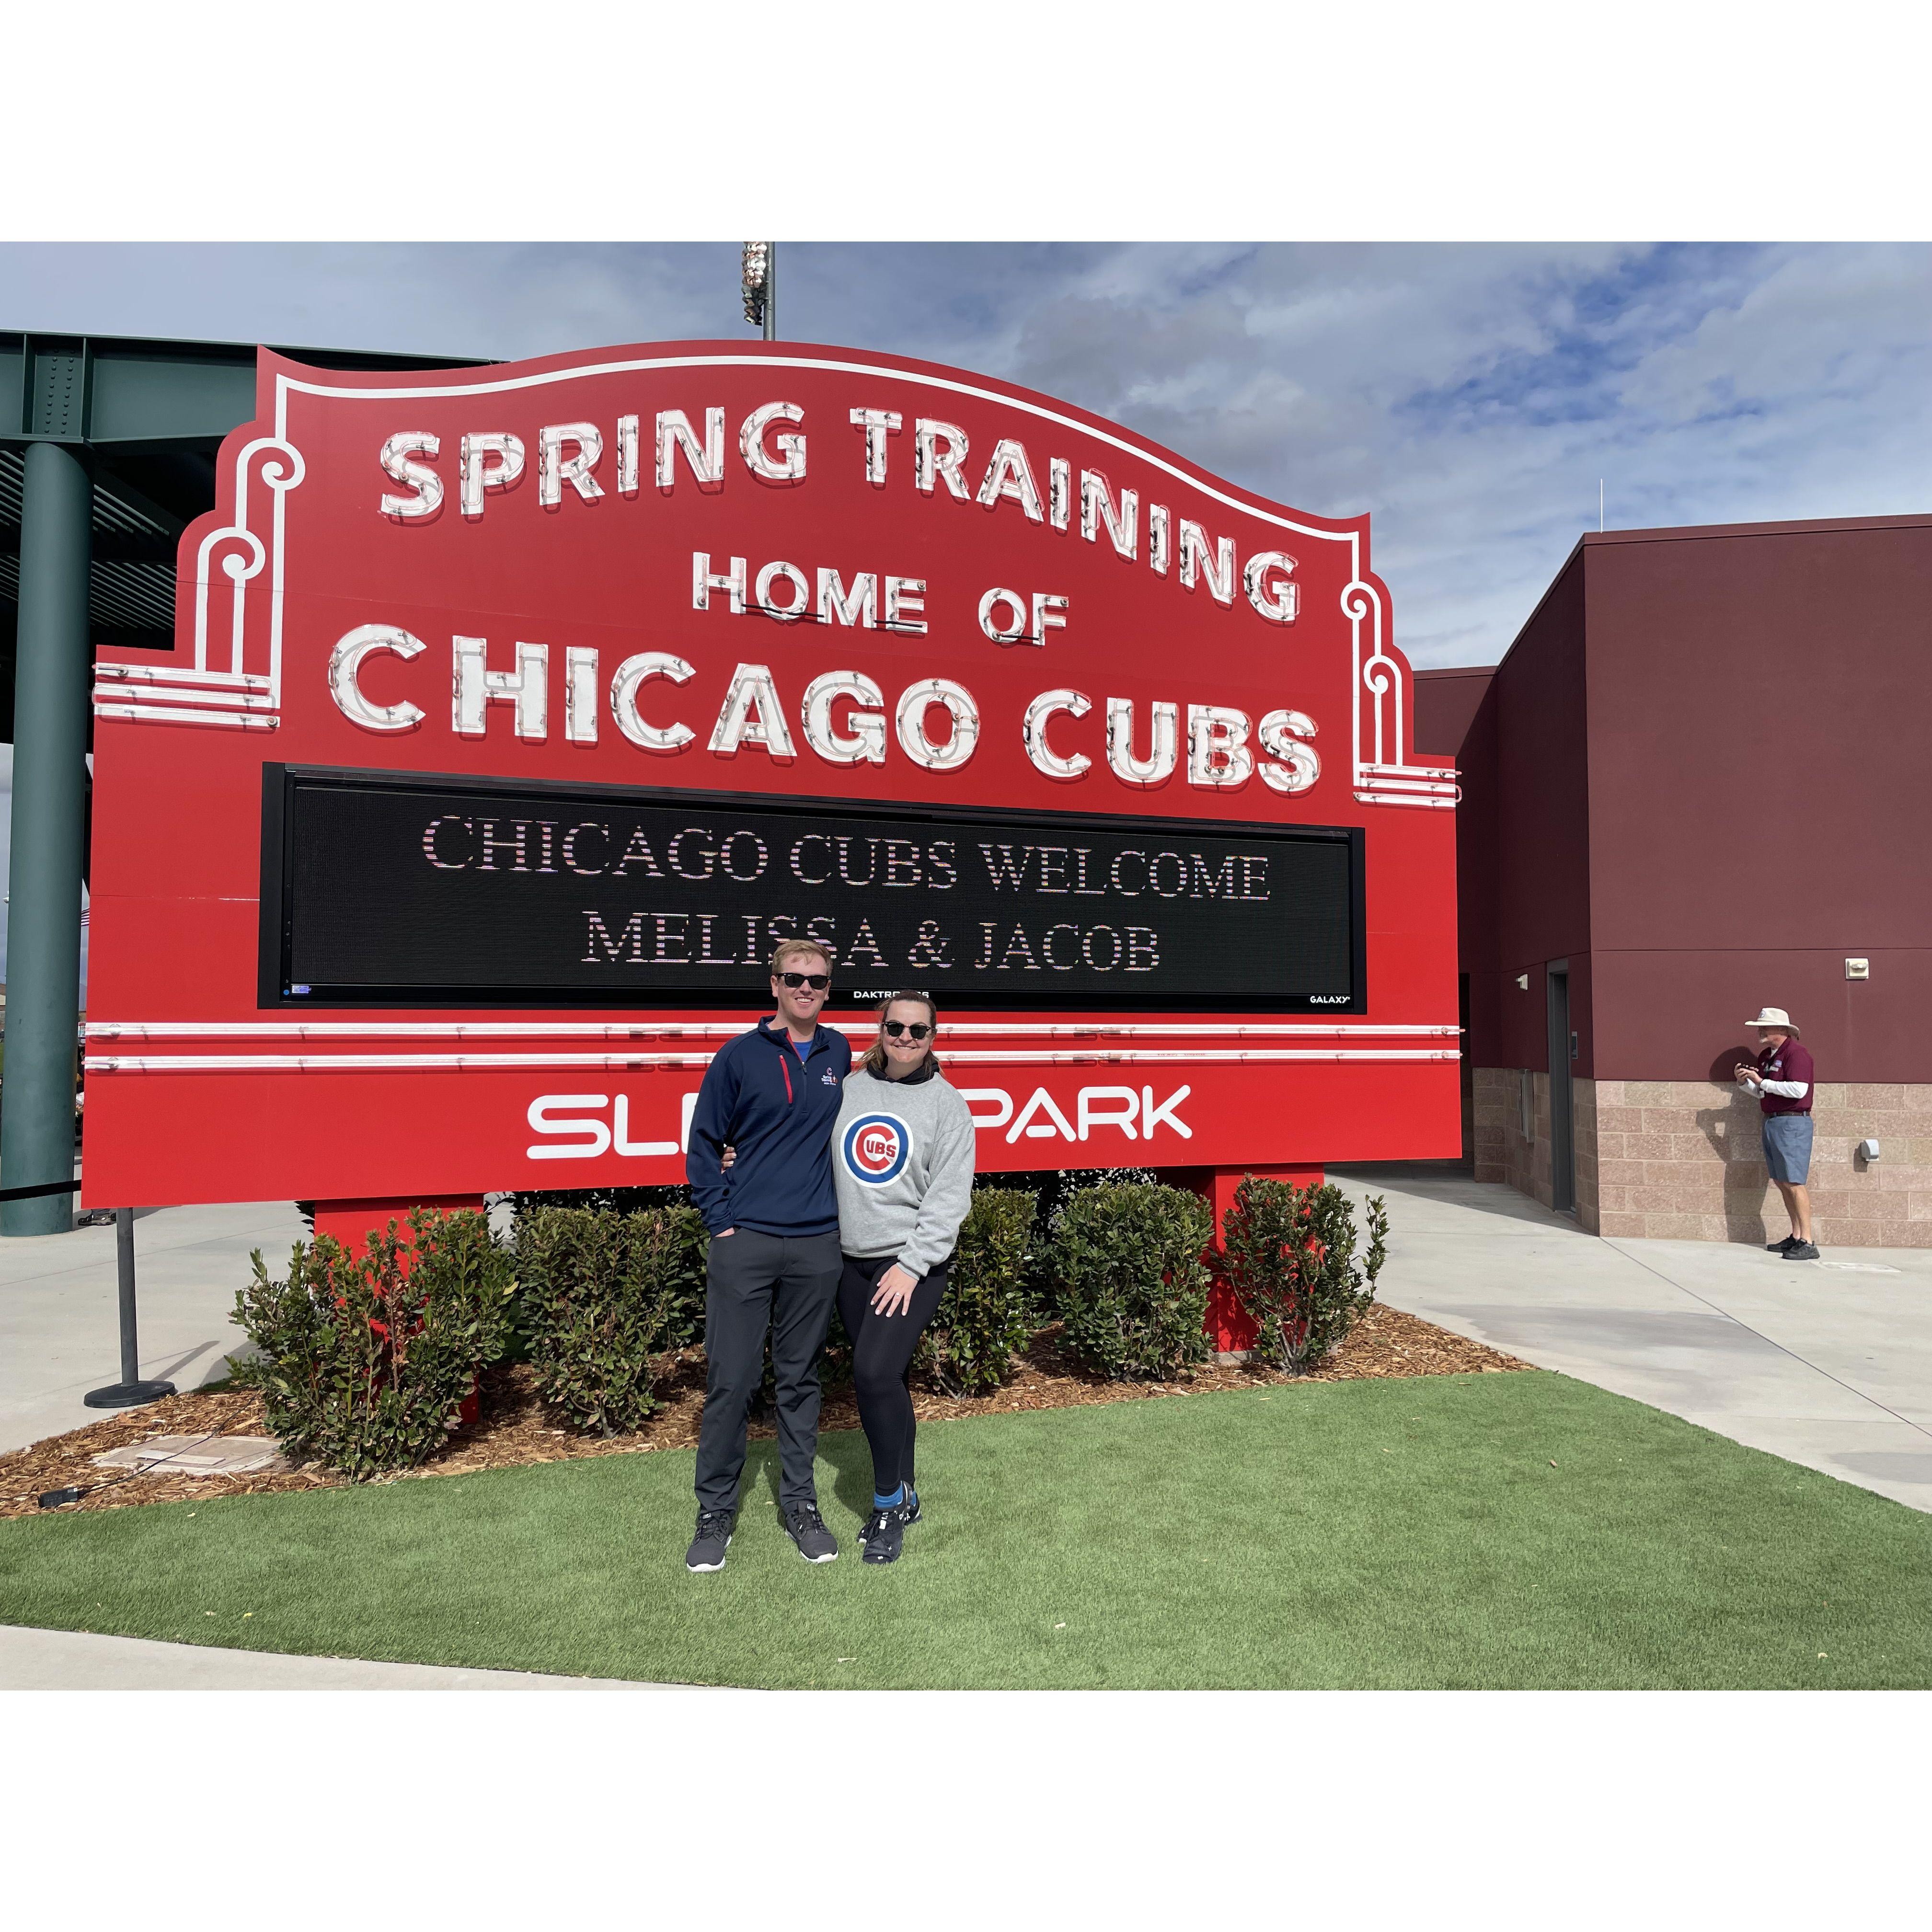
left=1546, top=962, right=1575, bottom=1212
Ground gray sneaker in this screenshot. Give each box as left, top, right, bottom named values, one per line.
left=782, top=1500, right=839, bottom=1563
left=1766, top=1235, right=1801, bottom=1253
left=1783, top=1242, right=1821, bottom=1261
left=685, top=1508, right=734, bottom=1572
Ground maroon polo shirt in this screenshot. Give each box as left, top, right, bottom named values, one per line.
left=1755, top=1036, right=1815, bottom=1116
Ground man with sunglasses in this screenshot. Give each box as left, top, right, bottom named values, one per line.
left=684, top=939, right=852, bottom=1571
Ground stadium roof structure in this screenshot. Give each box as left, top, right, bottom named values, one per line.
left=0, top=330, right=489, bottom=742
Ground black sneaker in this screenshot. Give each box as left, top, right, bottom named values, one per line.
left=861, top=1506, right=905, bottom=1564
left=782, top=1500, right=839, bottom=1563
left=1766, top=1235, right=1800, bottom=1253
left=1783, top=1242, right=1821, bottom=1261
left=899, top=1487, right=922, bottom=1528
left=685, top=1508, right=734, bottom=1572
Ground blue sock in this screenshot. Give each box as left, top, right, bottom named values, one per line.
left=874, top=1484, right=905, bottom=1510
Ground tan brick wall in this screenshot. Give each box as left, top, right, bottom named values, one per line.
left=1572, top=1078, right=1600, bottom=1235
left=1477, top=1067, right=1932, bottom=1247
left=1474, top=1066, right=1555, bottom=1209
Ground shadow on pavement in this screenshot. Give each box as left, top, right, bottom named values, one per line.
left=149, top=1339, right=230, bottom=1388
left=1330, top=1163, right=1578, bottom=1229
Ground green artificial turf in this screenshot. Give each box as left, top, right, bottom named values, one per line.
left=4, top=1370, right=1929, bottom=1688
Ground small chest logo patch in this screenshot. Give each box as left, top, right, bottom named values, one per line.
left=821, top=1068, right=841, bottom=1086
left=842, top=1112, right=911, bottom=1184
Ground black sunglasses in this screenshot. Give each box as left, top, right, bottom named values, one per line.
left=777, top=971, right=830, bottom=990
left=882, top=1020, right=932, bottom=1040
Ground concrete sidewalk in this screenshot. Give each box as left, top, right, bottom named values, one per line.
left=1333, top=1164, right=1932, bottom=1515
left=0, top=1200, right=308, bottom=1454
left=0, top=1624, right=709, bottom=1690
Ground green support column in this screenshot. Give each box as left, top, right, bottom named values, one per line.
left=2, top=441, right=93, bottom=1236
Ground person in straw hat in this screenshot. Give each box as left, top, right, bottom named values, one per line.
left=1735, top=1008, right=1818, bottom=1259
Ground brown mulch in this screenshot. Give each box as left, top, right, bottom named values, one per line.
left=2, top=1304, right=1527, bottom=1521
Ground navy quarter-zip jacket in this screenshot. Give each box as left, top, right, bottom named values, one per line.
left=686, top=1016, right=853, bottom=1235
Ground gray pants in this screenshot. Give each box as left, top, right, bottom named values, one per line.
left=693, top=1228, right=841, bottom=1515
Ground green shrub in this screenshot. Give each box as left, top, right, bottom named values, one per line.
left=233, top=1208, right=513, bottom=1480
left=1218, top=1178, right=1390, bottom=1372
left=977, top=1168, right=1156, bottom=1311
left=914, top=1186, right=1039, bottom=1396
left=513, top=1205, right=708, bottom=1435
left=1050, top=1182, right=1214, bottom=1380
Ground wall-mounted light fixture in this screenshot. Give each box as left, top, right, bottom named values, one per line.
left=1857, top=1137, right=1881, bottom=1162
left=1846, top=958, right=1870, bottom=981
left=1516, top=973, right=1530, bottom=991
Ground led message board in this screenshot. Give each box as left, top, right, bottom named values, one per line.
left=82, top=340, right=1460, bottom=1208
left=268, top=766, right=1363, bottom=1011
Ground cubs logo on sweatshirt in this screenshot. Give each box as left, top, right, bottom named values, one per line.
left=841, top=1113, right=912, bottom=1185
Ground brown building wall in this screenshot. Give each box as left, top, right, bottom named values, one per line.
left=1414, top=665, right=1492, bottom=1167
left=1427, top=514, right=1932, bottom=1244
left=1417, top=555, right=1591, bottom=1081
left=1583, top=517, right=1932, bottom=1083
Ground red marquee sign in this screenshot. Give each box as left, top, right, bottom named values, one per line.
left=81, top=340, right=1460, bottom=1212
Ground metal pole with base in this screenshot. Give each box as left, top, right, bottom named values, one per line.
left=83, top=1208, right=175, bottom=1408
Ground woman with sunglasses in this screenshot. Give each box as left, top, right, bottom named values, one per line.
left=832, top=991, right=977, bottom=1564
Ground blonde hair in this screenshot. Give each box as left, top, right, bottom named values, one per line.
left=861, top=991, right=939, bottom=1077
left=769, top=938, right=832, bottom=977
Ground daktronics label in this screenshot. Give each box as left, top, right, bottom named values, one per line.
left=842, top=1113, right=910, bottom=1182
left=269, top=768, right=1362, bottom=1010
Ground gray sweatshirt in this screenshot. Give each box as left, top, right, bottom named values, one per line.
left=831, top=1064, right=978, bottom=1279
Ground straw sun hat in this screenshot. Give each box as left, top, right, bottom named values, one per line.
left=1745, top=1007, right=1799, bottom=1034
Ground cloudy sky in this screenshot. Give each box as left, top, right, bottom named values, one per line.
left=5, top=239, right=1931, bottom=980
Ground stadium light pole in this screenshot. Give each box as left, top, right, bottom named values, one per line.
left=742, top=242, right=776, bottom=340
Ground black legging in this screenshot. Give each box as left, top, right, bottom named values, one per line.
left=837, top=1254, right=948, bottom=1499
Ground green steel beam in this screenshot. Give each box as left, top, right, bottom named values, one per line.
left=0, top=331, right=488, bottom=450
left=2, top=442, right=92, bottom=1234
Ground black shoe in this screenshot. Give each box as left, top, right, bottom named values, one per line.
left=1782, top=1242, right=1821, bottom=1261
left=782, top=1500, right=839, bottom=1563
left=861, top=1506, right=905, bottom=1564
left=899, top=1487, right=921, bottom=1528
left=685, top=1508, right=734, bottom=1572
left=1766, top=1235, right=1800, bottom=1253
